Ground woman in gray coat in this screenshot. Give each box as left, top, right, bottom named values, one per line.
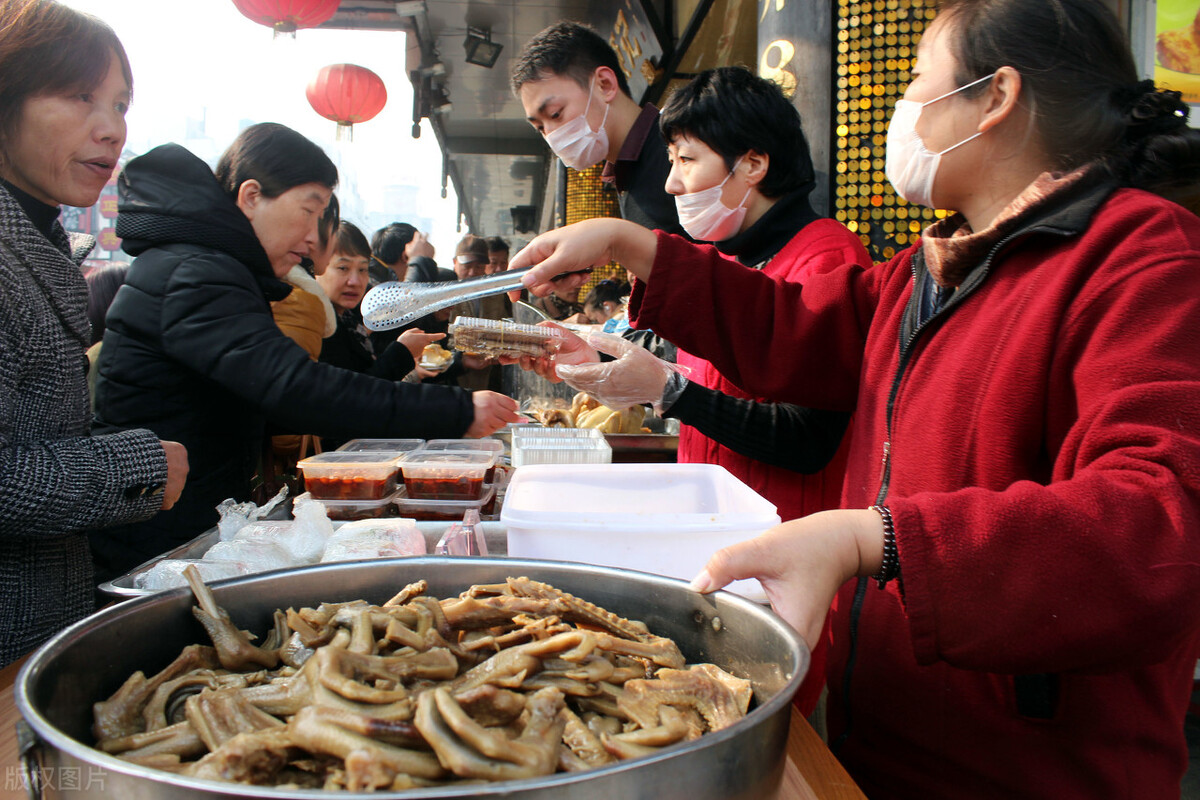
left=0, top=0, right=187, bottom=666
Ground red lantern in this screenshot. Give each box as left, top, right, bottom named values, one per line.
left=231, top=0, right=340, bottom=38
left=306, top=64, right=388, bottom=141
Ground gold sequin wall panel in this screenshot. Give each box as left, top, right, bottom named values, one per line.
left=834, top=0, right=949, bottom=260
left=564, top=164, right=625, bottom=294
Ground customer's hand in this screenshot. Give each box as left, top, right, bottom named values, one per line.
left=462, top=353, right=498, bottom=371
left=689, top=509, right=886, bottom=650
left=465, top=391, right=523, bottom=437
left=160, top=440, right=189, bottom=511
left=556, top=330, right=677, bottom=411
left=406, top=231, right=435, bottom=261
left=398, top=329, right=445, bottom=361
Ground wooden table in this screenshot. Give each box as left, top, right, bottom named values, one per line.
left=0, top=655, right=864, bottom=799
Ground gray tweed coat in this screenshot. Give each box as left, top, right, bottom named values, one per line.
left=0, top=184, right=166, bottom=666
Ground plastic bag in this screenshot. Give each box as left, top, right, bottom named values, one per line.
left=204, top=539, right=294, bottom=574
left=287, top=493, right=336, bottom=562
left=215, top=485, right=289, bottom=541
left=320, top=518, right=426, bottom=563
left=135, top=558, right=250, bottom=591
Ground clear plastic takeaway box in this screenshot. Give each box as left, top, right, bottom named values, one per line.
left=501, top=463, right=779, bottom=601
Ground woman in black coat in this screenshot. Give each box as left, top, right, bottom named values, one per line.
left=92, top=124, right=520, bottom=579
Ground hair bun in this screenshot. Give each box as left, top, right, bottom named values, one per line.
left=1114, top=80, right=1190, bottom=137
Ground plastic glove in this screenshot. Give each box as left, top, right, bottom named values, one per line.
left=555, top=330, right=685, bottom=412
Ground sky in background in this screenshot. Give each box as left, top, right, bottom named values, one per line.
left=61, top=0, right=464, bottom=251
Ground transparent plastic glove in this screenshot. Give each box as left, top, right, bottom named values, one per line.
left=555, top=330, right=685, bottom=412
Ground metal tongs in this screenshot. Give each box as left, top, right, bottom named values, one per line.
left=360, top=267, right=591, bottom=331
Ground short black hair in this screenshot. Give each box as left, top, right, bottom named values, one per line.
left=371, top=222, right=417, bottom=266
left=660, top=67, right=814, bottom=199
left=511, top=21, right=631, bottom=98
left=484, top=236, right=509, bottom=254
left=332, top=221, right=370, bottom=260
left=318, top=193, right=339, bottom=249
left=583, top=278, right=628, bottom=309
left=214, top=122, right=337, bottom=201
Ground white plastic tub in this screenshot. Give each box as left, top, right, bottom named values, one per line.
left=502, top=463, right=779, bottom=601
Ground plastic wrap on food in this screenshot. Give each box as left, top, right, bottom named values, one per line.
left=215, top=486, right=288, bottom=541
left=288, top=493, right=336, bottom=561
left=134, top=559, right=250, bottom=591
left=448, top=316, right=567, bottom=359
left=204, top=539, right=295, bottom=573
left=216, top=498, right=258, bottom=542
left=319, top=518, right=426, bottom=563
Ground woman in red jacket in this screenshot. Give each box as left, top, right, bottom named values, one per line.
left=511, top=0, right=1200, bottom=796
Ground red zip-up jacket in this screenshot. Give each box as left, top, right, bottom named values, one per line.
left=654, top=218, right=869, bottom=719
left=631, top=181, right=1200, bottom=799
left=667, top=218, right=869, bottom=521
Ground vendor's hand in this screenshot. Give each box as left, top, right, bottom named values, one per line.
left=406, top=231, right=435, bottom=260
left=689, top=509, right=886, bottom=650
left=398, top=329, right=445, bottom=361
left=499, top=322, right=599, bottom=383
left=506, top=218, right=657, bottom=302
left=555, top=330, right=675, bottom=411
left=160, top=440, right=189, bottom=511
left=414, top=365, right=440, bottom=380
left=465, top=391, right=523, bottom=437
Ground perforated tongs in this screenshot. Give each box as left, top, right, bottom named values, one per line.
left=360, top=267, right=591, bottom=331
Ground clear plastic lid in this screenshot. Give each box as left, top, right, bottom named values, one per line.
left=423, top=438, right=504, bottom=454
left=449, top=316, right=567, bottom=359
left=399, top=450, right=496, bottom=473
left=297, top=451, right=406, bottom=473
left=512, top=427, right=604, bottom=441
left=512, top=437, right=612, bottom=467
left=336, top=439, right=426, bottom=454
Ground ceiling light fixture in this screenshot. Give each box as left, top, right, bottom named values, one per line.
left=464, top=26, right=503, bottom=68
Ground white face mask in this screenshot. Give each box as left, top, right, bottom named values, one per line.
left=674, top=157, right=751, bottom=241
left=885, top=73, right=994, bottom=208
left=544, top=77, right=610, bottom=171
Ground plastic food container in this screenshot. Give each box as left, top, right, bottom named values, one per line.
left=511, top=437, right=612, bottom=467
left=449, top=316, right=567, bottom=358
left=335, top=438, right=425, bottom=454
left=296, top=451, right=405, bottom=500
left=399, top=450, right=494, bottom=500
left=312, top=491, right=401, bottom=521
left=393, top=483, right=496, bottom=521
left=423, top=438, right=505, bottom=481
left=502, top=463, right=780, bottom=601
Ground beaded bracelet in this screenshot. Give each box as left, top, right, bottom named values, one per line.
left=870, top=504, right=899, bottom=589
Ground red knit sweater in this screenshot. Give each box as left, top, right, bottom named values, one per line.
left=632, top=185, right=1200, bottom=799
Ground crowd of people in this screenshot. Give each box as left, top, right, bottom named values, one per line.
left=2, top=0, right=1200, bottom=797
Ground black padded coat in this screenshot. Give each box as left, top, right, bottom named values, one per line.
left=91, top=145, right=474, bottom=577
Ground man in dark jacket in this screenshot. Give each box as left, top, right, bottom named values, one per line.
left=513, top=21, right=685, bottom=237
left=92, top=143, right=518, bottom=579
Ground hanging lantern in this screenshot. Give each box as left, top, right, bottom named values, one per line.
left=231, top=0, right=340, bottom=39
left=306, top=63, right=387, bottom=142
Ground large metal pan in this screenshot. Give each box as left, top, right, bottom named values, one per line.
left=16, top=558, right=808, bottom=799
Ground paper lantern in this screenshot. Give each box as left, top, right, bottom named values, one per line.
left=231, top=0, right=340, bottom=38
left=306, top=63, right=387, bottom=141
